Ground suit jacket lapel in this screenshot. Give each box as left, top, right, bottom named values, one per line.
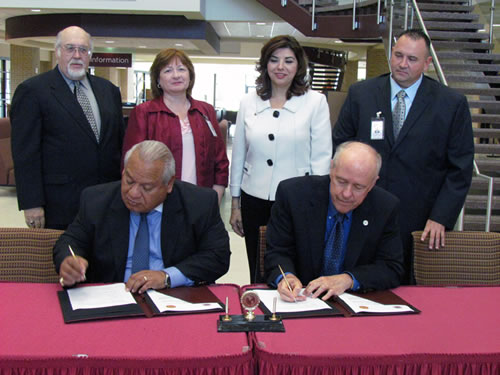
left=378, top=76, right=396, bottom=147
left=393, top=76, right=431, bottom=150
left=50, top=67, right=99, bottom=143
left=307, top=177, right=331, bottom=276
left=160, top=185, right=182, bottom=267
left=344, top=196, right=373, bottom=269
left=109, top=192, right=131, bottom=280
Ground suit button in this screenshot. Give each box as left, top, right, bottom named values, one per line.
left=268, top=134, right=275, bottom=141
left=267, top=159, right=273, bottom=166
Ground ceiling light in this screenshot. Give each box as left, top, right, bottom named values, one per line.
left=175, top=43, right=183, bottom=47
left=31, top=9, right=41, bottom=12
left=256, top=22, right=266, bottom=25
left=105, top=40, right=115, bottom=44
left=138, top=45, right=147, bottom=49
left=256, top=35, right=265, bottom=38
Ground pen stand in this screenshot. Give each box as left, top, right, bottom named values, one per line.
left=217, top=314, right=284, bottom=332
left=217, top=291, right=284, bottom=332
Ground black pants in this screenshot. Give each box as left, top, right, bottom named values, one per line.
left=240, top=190, right=274, bottom=283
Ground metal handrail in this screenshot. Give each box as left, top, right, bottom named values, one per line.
left=473, top=162, right=494, bottom=232
left=409, top=0, right=447, bottom=85
left=312, top=0, right=318, bottom=30
left=489, top=0, right=496, bottom=47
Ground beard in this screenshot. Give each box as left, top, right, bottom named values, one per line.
left=65, top=58, right=87, bottom=80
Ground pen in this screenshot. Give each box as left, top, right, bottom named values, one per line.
left=68, top=244, right=77, bottom=260
left=278, top=264, right=296, bottom=302
left=69, top=244, right=86, bottom=280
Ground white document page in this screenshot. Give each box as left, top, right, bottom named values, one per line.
left=146, top=290, right=221, bottom=312
left=251, top=289, right=333, bottom=313
left=67, top=283, right=136, bottom=310
left=338, top=293, right=414, bottom=313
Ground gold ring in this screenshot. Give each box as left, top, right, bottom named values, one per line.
left=143, top=276, right=148, bottom=281
left=59, top=277, right=65, bottom=287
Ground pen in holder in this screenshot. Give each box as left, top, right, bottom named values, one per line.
left=222, top=296, right=232, bottom=321
left=269, top=297, right=279, bottom=321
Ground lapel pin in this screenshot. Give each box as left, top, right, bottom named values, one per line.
left=363, top=220, right=369, bottom=226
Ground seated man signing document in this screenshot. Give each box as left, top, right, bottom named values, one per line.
left=265, top=141, right=404, bottom=301
left=54, top=140, right=230, bottom=293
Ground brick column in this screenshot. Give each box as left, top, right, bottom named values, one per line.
left=366, top=46, right=389, bottom=79
left=340, top=60, right=359, bottom=92
left=10, top=45, right=40, bottom=95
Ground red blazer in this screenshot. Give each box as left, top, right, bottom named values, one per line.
left=122, top=97, right=229, bottom=187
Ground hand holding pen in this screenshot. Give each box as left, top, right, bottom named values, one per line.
left=59, top=244, right=88, bottom=287
left=277, top=265, right=306, bottom=303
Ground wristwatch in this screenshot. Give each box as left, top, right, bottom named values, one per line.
left=164, top=272, right=171, bottom=288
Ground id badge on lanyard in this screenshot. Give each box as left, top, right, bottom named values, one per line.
left=370, top=111, right=384, bottom=140
left=202, top=114, right=218, bottom=137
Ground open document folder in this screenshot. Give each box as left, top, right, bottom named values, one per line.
left=250, top=289, right=343, bottom=318
left=250, top=288, right=419, bottom=319
left=58, top=283, right=224, bottom=323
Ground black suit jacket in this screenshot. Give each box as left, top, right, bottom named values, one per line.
left=53, top=180, right=230, bottom=284
left=11, top=67, right=124, bottom=228
left=333, top=74, right=473, bottom=261
left=265, top=175, right=404, bottom=291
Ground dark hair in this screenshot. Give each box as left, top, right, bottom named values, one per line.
left=398, top=29, right=431, bottom=55
left=255, top=35, right=309, bottom=101
left=150, top=49, right=195, bottom=98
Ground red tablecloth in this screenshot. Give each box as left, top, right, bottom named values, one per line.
left=252, top=286, right=500, bottom=375
left=0, top=283, right=252, bottom=375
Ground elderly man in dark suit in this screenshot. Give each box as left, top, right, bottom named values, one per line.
left=11, top=26, right=124, bottom=230
left=333, top=29, right=474, bottom=283
left=53, top=140, right=230, bottom=293
left=265, top=142, right=404, bottom=302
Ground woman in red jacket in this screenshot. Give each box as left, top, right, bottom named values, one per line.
left=122, top=49, right=229, bottom=203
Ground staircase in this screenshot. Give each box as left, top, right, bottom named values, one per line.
left=414, top=0, right=500, bottom=231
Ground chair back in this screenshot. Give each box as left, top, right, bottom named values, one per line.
left=412, top=230, right=500, bottom=286
left=0, top=228, right=63, bottom=282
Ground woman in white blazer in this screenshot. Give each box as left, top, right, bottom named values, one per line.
left=230, top=35, right=332, bottom=283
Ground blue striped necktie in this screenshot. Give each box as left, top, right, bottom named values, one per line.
left=131, top=213, right=150, bottom=273
left=322, top=213, right=345, bottom=276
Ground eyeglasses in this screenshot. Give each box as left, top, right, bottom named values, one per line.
left=61, top=44, right=90, bottom=55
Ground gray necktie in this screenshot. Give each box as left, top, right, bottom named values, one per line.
left=74, top=81, right=99, bottom=142
left=392, top=89, right=406, bottom=140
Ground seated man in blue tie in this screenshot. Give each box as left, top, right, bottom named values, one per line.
left=54, top=140, right=230, bottom=293
left=265, top=141, right=404, bottom=302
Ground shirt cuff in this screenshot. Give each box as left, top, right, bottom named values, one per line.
left=165, top=266, right=194, bottom=288
left=344, top=272, right=360, bottom=291
left=274, top=272, right=292, bottom=288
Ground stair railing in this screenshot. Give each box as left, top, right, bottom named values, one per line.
left=388, top=0, right=494, bottom=231
left=489, top=0, right=496, bottom=52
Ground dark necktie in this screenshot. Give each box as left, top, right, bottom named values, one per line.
left=74, top=81, right=100, bottom=142
left=322, top=213, right=345, bottom=276
left=131, top=213, right=150, bottom=274
left=392, top=89, right=406, bottom=139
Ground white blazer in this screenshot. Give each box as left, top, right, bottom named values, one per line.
left=230, top=89, right=332, bottom=201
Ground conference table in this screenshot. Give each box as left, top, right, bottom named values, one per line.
left=251, top=286, right=500, bottom=374
left=0, top=282, right=253, bottom=375
left=2, top=283, right=500, bottom=375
